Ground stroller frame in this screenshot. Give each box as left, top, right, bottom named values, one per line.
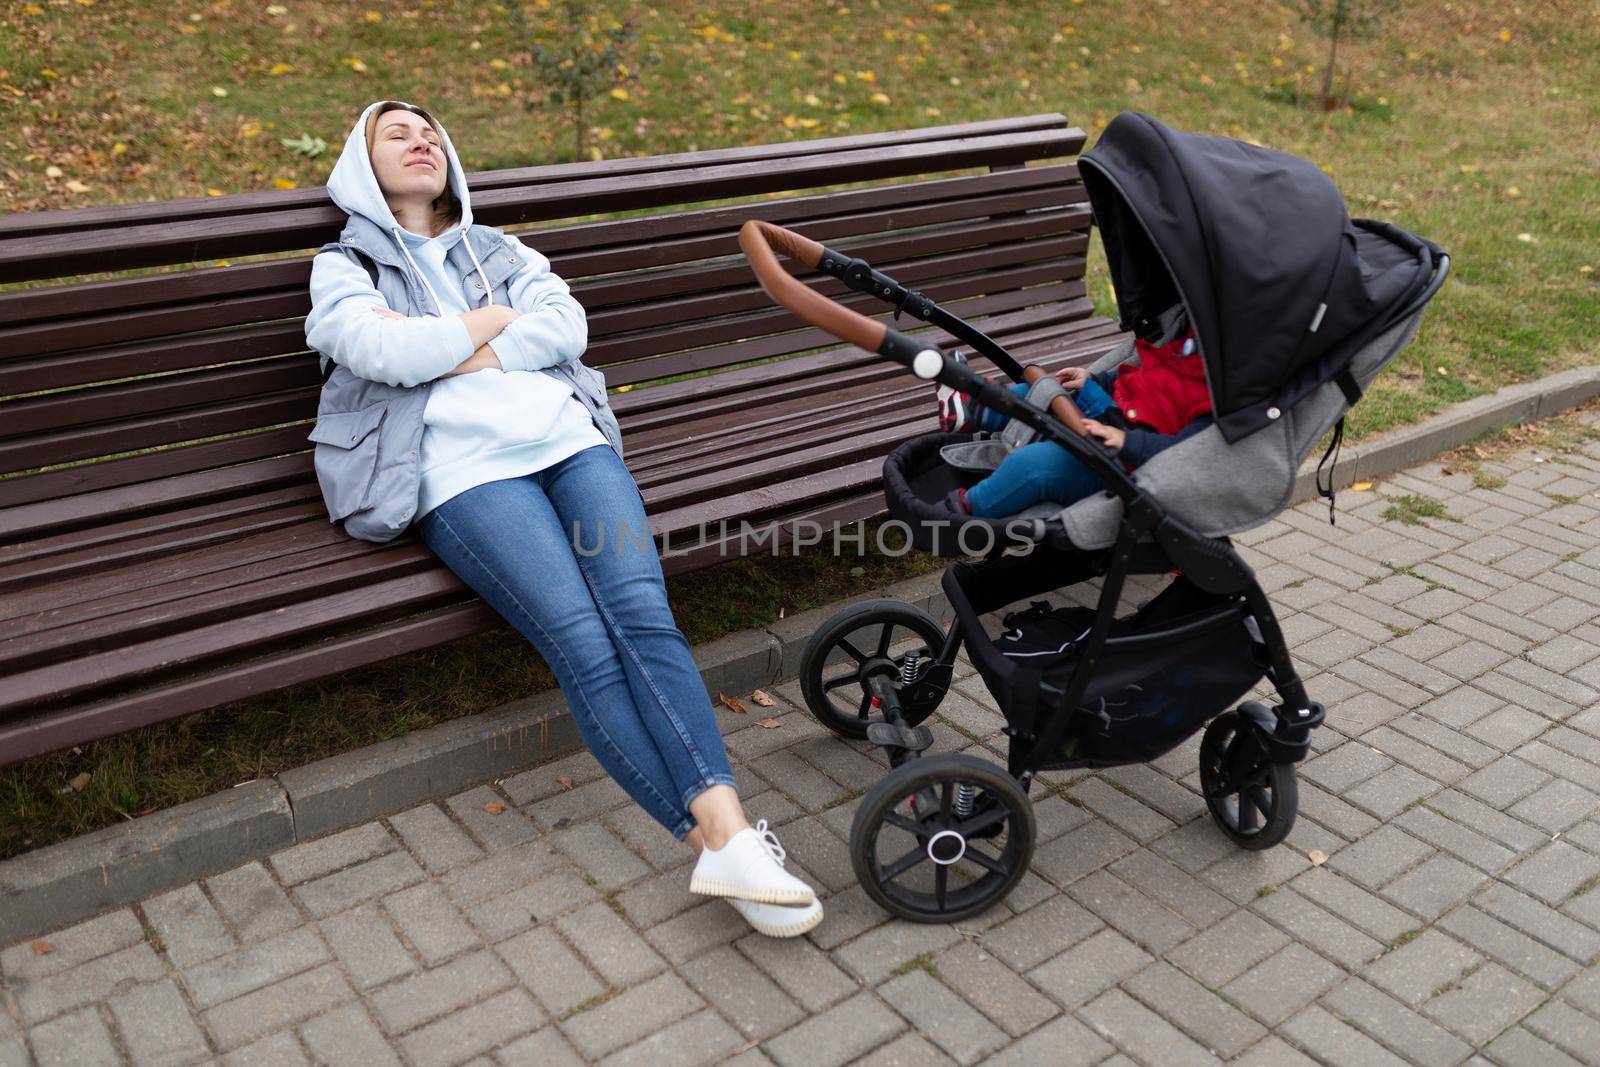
left=739, top=208, right=1449, bottom=923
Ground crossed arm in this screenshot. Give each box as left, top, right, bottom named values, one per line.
left=371, top=304, right=514, bottom=377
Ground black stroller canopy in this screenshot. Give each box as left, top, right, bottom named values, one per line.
left=1080, top=112, right=1434, bottom=443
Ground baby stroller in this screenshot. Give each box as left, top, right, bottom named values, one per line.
left=739, top=112, right=1449, bottom=923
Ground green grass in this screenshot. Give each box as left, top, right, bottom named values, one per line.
left=1382, top=493, right=1459, bottom=526
left=2, top=0, right=1598, bottom=855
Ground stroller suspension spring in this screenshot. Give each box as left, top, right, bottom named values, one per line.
left=953, top=783, right=978, bottom=819
left=898, top=650, right=923, bottom=688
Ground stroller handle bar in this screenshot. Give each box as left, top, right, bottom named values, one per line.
left=738, top=220, right=1090, bottom=438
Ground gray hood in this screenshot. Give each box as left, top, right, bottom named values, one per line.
left=325, top=99, right=488, bottom=303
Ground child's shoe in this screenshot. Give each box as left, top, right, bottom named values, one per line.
left=943, top=487, right=973, bottom=515
left=936, top=351, right=974, bottom=432
left=690, top=820, right=815, bottom=905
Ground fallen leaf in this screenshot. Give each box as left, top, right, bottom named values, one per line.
left=44, top=164, right=62, bottom=178
left=31, top=941, right=53, bottom=956
left=609, top=87, right=630, bottom=101
left=64, top=179, right=91, bottom=193
left=272, top=178, right=297, bottom=189
left=717, top=692, right=748, bottom=714
left=483, top=801, right=506, bottom=815
left=210, top=86, right=229, bottom=97
left=1308, top=849, right=1328, bottom=866
left=556, top=775, right=574, bottom=790
left=756, top=718, right=782, bottom=729
left=267, top=62, right=295, bottom=76
left=1350, top=481, right=1373, bottom=491
left=68, top=772, right=90, bottom=792
left=750, top=690, right=776, bottom=707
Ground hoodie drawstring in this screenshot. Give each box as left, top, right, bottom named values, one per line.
left=462, top=239, right=493, bottom=308
left=391, top=226, right=448, bottom=314
left=389, top=225, right=495, bottom=314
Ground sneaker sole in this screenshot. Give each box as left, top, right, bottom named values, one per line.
left=689, top=876, right=815, bottom=906
left=739, top=904, right=825, bottom=939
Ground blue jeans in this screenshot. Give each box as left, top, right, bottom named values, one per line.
left=966, top=380, right=1117, bottom=518
left=417, top=444, right=735, bottom=839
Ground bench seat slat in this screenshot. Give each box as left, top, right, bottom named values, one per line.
left=3, top=541, right=437, bottom=672
left=0, top=567, right=478, bottom=713
left=0, top=600, right=503, bottom=765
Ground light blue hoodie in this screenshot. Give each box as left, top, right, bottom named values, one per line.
left=303, top=100, right=604, bottom=519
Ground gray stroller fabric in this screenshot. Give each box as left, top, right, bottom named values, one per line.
left=937, top=375, right=1071, bottom=474
left=1058, top=310, right=1425, bottom=550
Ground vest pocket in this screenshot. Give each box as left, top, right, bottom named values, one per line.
left=307, top=402, right=387, bottom=521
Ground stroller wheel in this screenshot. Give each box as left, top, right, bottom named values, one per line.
left=798, top=600, right=946, bottom=740
left=1199, top=710, right=1298, bottom=851
left=850, top=753, right=1035, bottom=923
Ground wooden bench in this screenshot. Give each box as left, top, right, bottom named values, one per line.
left=0, top=114, right=1126, bottom=763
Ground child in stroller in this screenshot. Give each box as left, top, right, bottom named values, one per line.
left=935, top=318, right=1212, bottom=517
left=737, top=111, right=1449, bottom=923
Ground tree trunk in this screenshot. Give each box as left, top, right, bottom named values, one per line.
left=1320, top=21, right=1341, bottom=109
left=574, top=95, right=586, bottom=161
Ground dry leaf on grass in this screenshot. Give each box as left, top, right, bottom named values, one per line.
left=756, top=718, right=782, bottom=729
left=717, top=693, right=749, bottom=714
left=483, top=802, right=506, bottom=815
left=750, top=690, right=776, bottom=707
left=556, top=775, right=574, bottom=790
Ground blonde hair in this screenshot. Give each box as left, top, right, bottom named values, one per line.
left=365, top=101, right=461, bottom=237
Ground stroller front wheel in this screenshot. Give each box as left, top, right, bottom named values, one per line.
left=798, top=599, right=947, bottom=740
left=1199, top=710, right=1298, bottom=850
left=850, top=753, right=1035, bottom=923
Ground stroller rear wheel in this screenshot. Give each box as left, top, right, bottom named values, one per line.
left=851, top=753, right=1035, bottom=923
left=1199, top=709, right=1298, bottom=850
left=798, top=600, right=946, bottom=740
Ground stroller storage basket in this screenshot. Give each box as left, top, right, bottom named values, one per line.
left=883, top=431, right=1076, bottom=556
left=944, top=562, right=1266, bottom=768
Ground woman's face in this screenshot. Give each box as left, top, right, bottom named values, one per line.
left=370, top=109, right=447, bottom=202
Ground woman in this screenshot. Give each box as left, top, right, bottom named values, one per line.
left=303, top=99, right=820, bottom=937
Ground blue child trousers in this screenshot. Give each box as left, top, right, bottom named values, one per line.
left=964, top=379, right=1118, bottom=518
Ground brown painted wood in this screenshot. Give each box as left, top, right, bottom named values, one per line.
left=0, top=567, right=475, bottom=713
left=0, top=600, right=502, bottom=764
left=0, top=116, right=1114, bottom=761
left=0, top=163, right=1079, bottom=330
left=2, top=128, right=1084, bottom=282
left=0, top=115, right=1072, bottom=240
left=3, top=542, right=438, bottom=673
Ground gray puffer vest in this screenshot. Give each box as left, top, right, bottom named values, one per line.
left=308, top=214, right=623, bottom=543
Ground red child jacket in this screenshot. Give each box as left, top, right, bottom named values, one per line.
left=1111, top=332, right=1212, bottom=436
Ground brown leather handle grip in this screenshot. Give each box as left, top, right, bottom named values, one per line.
left=739, top=219, right=1085, bottom=437
left=738, top=219, right=889, bottom=354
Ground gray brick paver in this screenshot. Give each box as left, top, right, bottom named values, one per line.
left=878, top=970, right=1006, bottom=1066
left=30, top=1005, right=122, bottom=1066
left=1080, top=987, right=1221, bottom=1066
left=108, top=977, right=212, bottom=1067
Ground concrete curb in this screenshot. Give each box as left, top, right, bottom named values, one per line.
left=4, top=366, right=1597, bottom=945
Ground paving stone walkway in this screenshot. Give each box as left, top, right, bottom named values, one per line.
left=6, top=417, right=1600, bottom=1067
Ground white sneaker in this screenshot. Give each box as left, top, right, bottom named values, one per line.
left=689, top=820, right=815, bottom=906
left=727, top=895, right=824, bottom=938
